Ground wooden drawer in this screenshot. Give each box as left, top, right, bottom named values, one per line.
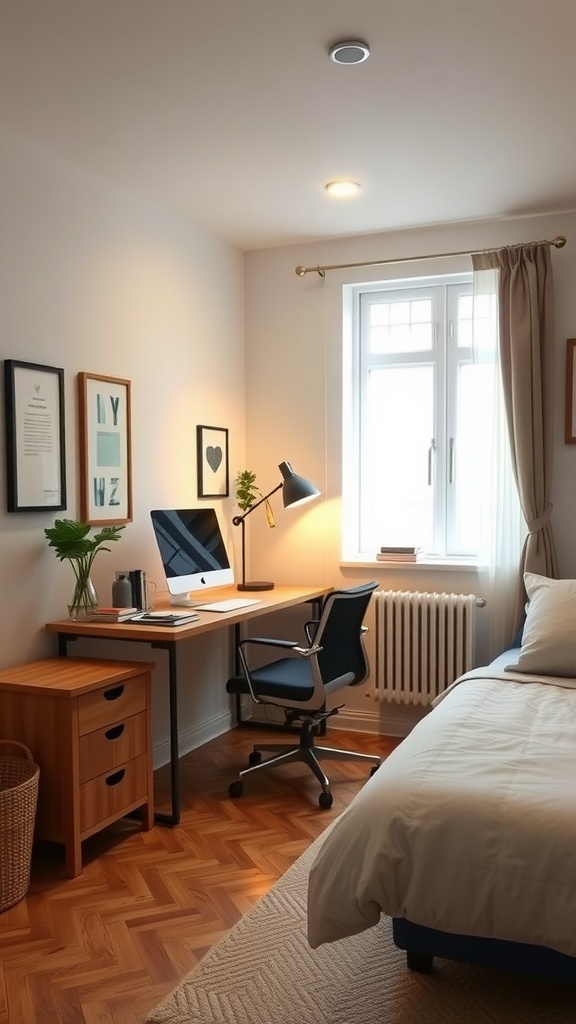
left=79, top=711, right=148, bottom=782
left=80, top=753, right=149, bottom=833
left=78, top=675, right=146, bottom=735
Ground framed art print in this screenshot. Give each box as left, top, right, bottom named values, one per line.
left=78, top=372, right=133, bottom=524
left=4, top=359, right=66, bottom=512
left=196, top=424, right=229, bottom=497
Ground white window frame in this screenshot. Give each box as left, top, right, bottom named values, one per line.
left=343, top=271, right=480, bottom=561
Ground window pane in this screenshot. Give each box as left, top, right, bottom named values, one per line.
left=368, top=299, right=432, bottom=354
left=452, top=361, right=494, bottom=551
left=458, top=289, right=497, bottom=352
left=458, top=293, right=473, bottom=347
left=369, top=303, right=389, bottom=326
left=360, top=366, right=434, bottom=551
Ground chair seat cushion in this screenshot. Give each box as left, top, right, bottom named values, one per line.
left=226, top=657, right=315, bottom=702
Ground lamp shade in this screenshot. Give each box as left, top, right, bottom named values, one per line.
left=279, top=460, right=320, bottom=509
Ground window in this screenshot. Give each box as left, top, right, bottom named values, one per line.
left=343, top=273, right=496, bottom=560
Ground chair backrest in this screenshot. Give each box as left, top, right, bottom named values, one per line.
left=312, top=582, right=378, bottom=699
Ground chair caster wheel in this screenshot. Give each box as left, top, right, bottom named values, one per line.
left=229, top=780, right=243, bottom=798
left=319, top=791, right=333, bottom=809
left=370, top=764, right=379, bottom=777
left=248, top=750, right=262, bottom=766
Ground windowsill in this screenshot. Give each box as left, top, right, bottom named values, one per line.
left=341, top=558, right=479, bottom=573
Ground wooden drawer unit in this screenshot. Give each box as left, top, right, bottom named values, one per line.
left=80, top=752, right=150, bottom=832
left=78, top=677, right=147, bottom=734
left=0, top=656, right=155, bottom=878
left=79, top=711, right=148, bottom=781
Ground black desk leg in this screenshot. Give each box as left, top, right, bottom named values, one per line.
left=57, top=634, right=69, bottom=657
left=152, top=641, right=181, bottom=827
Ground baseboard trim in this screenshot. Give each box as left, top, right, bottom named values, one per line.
left=153, top=709, right=234, bottom=770
left=327, top=705, right=427, bottom=738
left=153, top=700, right=429, bottom=768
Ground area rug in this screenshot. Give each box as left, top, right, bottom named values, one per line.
left=146, top=827, right=575, bottom=1024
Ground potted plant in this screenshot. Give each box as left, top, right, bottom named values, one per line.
left=44, top=518, right=125, bottom=619
left=234, top=469, right=275, bottom=526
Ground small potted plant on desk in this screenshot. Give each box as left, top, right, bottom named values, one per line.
left=235, top=469, right=275, bottom=525
left=44, top=518, right=125, bottom=619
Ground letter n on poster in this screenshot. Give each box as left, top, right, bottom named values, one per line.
left=78, top=372, right=132, bottom=524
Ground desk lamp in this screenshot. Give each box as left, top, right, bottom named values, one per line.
left=233, top=460, right=320, bottom=591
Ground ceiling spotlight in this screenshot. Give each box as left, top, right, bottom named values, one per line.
left=329, top=40, right=370, bottom=65
left=324, top=181, right=362, bottom=198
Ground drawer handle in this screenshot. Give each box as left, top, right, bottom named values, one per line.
left=105, top=768, right=126, bottom=787
left=104, top=723, right=125, bottom=741
left=103, top=685, right=125, bottom=702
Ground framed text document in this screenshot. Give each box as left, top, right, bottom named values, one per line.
left=4, top=359, right=66, bottom=512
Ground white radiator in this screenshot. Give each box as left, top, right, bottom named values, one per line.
left=373, top=590, right=479, bottom=705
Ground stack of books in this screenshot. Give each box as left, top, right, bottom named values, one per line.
left=88, top=606, right=138, bottom=622
left=376, top=546, right=423, bottom=562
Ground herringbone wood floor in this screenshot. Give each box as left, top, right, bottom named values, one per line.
left=0, top=725, right=399, bottom=1024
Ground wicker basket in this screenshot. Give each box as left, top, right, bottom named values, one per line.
left=0, top=741, right=39, bottom=913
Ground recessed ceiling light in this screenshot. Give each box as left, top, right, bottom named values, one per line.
left=329, top=40, right=370, bottom=65
left=324, top=181, right=362, bottom=198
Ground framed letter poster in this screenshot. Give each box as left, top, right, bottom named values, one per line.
left=4, top=359, right=66, bottom=512
left=196, top=424, right=229, bottom=497
left=78, top=372, right=132, bottom=524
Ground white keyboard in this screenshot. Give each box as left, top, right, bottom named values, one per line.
left=194, top=598, right=262, bottom=613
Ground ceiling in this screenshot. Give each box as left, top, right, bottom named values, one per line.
left=0, top=0, right=575, bottom=251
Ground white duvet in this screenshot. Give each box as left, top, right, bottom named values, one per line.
left=307, top=654, right=576, bottom=955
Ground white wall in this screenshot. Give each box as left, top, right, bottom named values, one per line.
left=4, top=124, right=575, bottom=748
left=245, top=211, right=576, bottom=734
left=0, top=128, right=246, bottom=764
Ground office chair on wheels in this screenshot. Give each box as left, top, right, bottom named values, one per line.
left=225, top=581, right=381, bottom=808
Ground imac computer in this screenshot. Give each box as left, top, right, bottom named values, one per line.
left=150, top=508, right=234, bottom=606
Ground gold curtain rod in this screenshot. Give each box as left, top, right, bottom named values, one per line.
left=294, top=235, right=567, bottom=278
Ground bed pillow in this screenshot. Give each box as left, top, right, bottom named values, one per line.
left=505, top=572, right=576, bottom=676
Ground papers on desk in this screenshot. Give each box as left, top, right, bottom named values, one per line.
left=193, top=598, right=262, bottom=613
left=130, top=611, right=200, bottom=626
left=128, top=600, right=261, bottom=623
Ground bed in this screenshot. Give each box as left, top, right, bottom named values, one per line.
left=307, top=572, right=576, bottom=983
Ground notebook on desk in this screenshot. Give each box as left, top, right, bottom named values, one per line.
left=130, top=611, right=200, bottom=625
left=194, top=598, right=262, bottom=613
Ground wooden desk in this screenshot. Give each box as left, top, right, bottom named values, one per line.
left=46, top=584, right=331, bottom=827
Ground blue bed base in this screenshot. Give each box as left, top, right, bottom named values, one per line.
left=392, top=918, right=576, bottom=984
left=391, top=633, right=576, bottom=985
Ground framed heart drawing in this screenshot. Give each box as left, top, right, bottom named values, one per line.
left=196, top=424, right=229, bottom=497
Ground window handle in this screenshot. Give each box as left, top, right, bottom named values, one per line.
left=427, top=438, right=436, bottom=486
left=449, top=437, right=454, bottom=484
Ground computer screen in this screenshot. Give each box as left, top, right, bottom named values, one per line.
left=150, top=508, right=234, bottom=603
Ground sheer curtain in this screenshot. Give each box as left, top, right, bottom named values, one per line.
left=472, top=243, right=558, bottom=658
left=472, top=264, right=525, bottom=661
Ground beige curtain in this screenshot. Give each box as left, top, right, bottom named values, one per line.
left=472, top=242, right=558, bottom=626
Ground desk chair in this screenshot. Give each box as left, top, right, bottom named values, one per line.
left=226, top=581, right=381, bottom=808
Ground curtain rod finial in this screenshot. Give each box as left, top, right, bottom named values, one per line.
left=294, top=264, right=325, bottom=278
left=553, top=235, right=567, bottom=249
